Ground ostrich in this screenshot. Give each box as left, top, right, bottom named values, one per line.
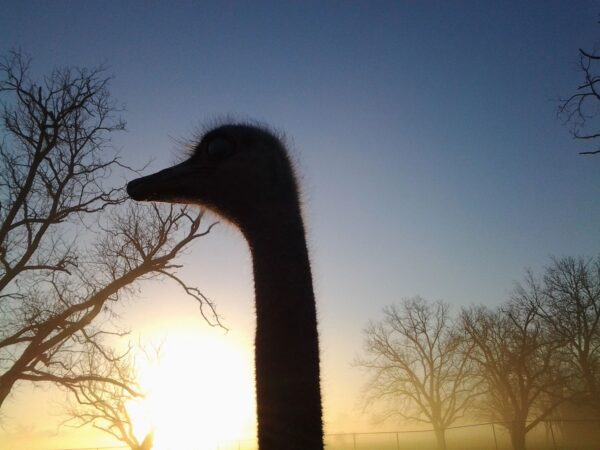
left=127, top=123, right=323, bottom=450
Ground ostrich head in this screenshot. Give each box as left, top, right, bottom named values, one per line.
left=127, top=124, right=300, bottom=229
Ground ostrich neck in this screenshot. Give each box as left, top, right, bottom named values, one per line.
left=244, top=205, right=323, bottom=450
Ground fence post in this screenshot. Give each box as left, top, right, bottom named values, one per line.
left=353, top=432, right=357, bottom=450
left=549, top=420, right=557, bottom=450
left=491, top=423, right=499, bottom=450
left=396, top=431, right=400, bottom=450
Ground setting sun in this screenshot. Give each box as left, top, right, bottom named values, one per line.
left=128, top=331, right=256, bottom=450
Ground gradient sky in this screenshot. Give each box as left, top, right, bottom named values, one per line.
left=2, top=0, right=600, bottom=448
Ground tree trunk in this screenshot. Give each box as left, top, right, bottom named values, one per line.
left=510, top=422, right=527, bottom=450
left=434, top=427, right=447, bottom=450
left=0, top=375, right=18, bottom=407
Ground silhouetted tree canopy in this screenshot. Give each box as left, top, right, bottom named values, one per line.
left=0, top=51, right=220, bottom=413
left=62, top=345, right=157, bottom=450
left=526, top=256, right=600, bottom=413
left=356, top=297, right=478, bottom=450
left=461, top=299, right=567, bottom=450
left=356, top=256, right=600, bottom=450
left=559, top=42, right=600, bottom=155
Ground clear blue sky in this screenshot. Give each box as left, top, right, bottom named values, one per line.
left=2, top=0, right=600, bottom=444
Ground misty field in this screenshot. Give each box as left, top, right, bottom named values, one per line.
left=321, top=422, right=600, bottom=450
left=213, top=421, right=600, bottom=450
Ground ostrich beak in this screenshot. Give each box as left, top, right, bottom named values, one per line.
left=127, top=160, right=196, bottom=202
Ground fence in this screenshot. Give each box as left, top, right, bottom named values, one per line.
left=50, top=420, right=600, bottom=450
left=321, top=420, right=600, bottom=450
left=216, top=420, right=600, bottom=450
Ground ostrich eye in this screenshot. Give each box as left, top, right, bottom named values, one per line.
left=206, top=137, right=234, bottom=160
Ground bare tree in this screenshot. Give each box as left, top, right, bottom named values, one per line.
left=461, top=300, right=567, bottom=450
left=62, top=345, right=156, bottom=450
left=356, top=297, right=478, bottom=450
left=558, top=42, right=600, bottom=155
left=0, top=51, right=221, bottom=409
left=528, top=256, right=600, bottom=412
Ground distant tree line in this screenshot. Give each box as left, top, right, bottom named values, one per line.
left=356, top=256, right=600, bottom=450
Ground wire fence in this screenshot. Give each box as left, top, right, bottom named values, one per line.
left=321, top=419, right=600, bottom=450
left=49, top=419, right=600, bottom=450
left=217, top=419, right=600, bottom=450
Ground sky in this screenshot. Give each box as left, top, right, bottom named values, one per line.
left=1, top=1, right=600, bottom=448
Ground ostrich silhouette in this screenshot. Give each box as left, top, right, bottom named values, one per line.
left=127, top=123, right=323, bottom=450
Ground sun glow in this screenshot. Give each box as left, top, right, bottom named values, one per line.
left=128, top=331, right=256, bottom=450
